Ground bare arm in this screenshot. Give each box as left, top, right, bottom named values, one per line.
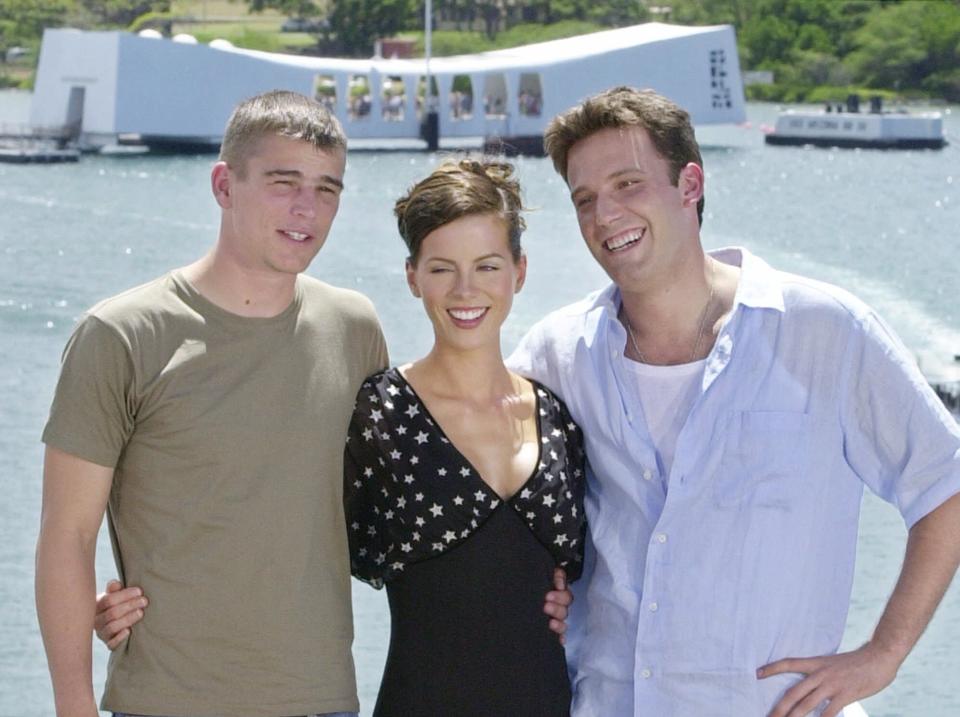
left=36, top=445, right=114, bottom=717
left=760, top=491, right=960, bottom=717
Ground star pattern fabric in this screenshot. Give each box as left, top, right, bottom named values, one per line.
left=344, top=367, right=586, bottom=589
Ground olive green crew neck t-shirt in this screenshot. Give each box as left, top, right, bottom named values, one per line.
left=43, top=271, right=388, bottom=717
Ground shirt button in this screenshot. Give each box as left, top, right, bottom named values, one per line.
left=642, top=468, right=653, bottom=481
left=612, top=349, right=619, bottom=358
left=640, top=668, right=652, bottom=679
left=655, top=533, right=667, bottom=544
left=648, top=601, right=658, bottom=612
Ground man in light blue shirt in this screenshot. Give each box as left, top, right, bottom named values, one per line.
left=509, top=86, right=960, bottom=717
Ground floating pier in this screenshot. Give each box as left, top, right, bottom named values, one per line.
left=0, top=146, right=80, bottom=163
left=0, top=122, right=80, bottom=163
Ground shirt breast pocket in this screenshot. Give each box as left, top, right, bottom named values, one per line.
left=714, top=410, right=811, bottom=510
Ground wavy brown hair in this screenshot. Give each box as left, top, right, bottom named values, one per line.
left=545, top=86, right=704, bottom=225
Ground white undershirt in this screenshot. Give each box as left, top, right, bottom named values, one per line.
left=623, top=357, right=705, bottom=479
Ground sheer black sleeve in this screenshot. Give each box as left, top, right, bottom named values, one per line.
left=343, top=375, right=392, bottom=589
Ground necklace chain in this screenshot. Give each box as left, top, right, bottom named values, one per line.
left=624, top=259, right=716, bottom=365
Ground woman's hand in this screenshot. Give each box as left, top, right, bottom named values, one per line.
left=94, top=579, right=147, bottom=650
left=544, top=568, right=573, bottom=644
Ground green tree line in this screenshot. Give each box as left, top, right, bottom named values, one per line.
left=0, top=0, right=168, bottom=49
left=2, top=0, right=958, bottom=100
left=670, top=0, right=960, bottom=101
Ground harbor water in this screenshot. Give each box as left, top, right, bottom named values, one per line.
left=1, top=89, right=958, bottom=716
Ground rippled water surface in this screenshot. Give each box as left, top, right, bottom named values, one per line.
left=1, top=89, right=958, bottom=716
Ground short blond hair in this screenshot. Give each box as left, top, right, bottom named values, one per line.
left=219, top=90, right=346, bottom=177
left=395, top=158, right=526, bottom=263
left=545, top=86, right=704, bottom=225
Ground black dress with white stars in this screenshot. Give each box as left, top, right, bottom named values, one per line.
left=344, top=367, right=586, bottom=717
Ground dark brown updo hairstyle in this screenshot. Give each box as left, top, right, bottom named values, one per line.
left=394, top=158, right=526, bottom=264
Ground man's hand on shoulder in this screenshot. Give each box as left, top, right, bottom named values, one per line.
left=758, top=641, right=901, bottom=717
left=544, top=568, right=573, bottom=644
left=95, top=580, right=147, bottom=650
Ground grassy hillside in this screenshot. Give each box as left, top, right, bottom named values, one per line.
left=168, top=2, right=601, bottom=57
left=168, top=0, right=317, bottom=52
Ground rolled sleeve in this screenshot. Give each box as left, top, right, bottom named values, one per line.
left=840, top=310, right=960, bottom=527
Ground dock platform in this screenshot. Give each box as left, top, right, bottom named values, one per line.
left=0, top=146, right=79, bottom=163
left=0, top=121, right=80, bottom=163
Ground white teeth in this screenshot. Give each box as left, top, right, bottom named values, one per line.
left=284, top=231, right=308, bottom=242
left=605, top=229, right=643, bottom=251
left=449, top=308, right=486, bottom=321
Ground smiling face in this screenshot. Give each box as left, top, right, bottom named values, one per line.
left=407, top=213, right=526, bottom=353
left=213, top=134, right=346, bottom=278
left=566, top=125, right=703, bottom=293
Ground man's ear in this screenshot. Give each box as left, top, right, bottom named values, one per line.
left=211, top=162, right=233, bottom=209
left=405, top=259, right=421, bottom=298
left=678, top=162, right=704, bottom=209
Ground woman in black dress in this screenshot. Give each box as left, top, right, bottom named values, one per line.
left=92, top=159, right=586, bottom=716
left=345, top=159, right=585, bottom=716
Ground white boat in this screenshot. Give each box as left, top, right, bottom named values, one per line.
left=29, top=23, right=746, bottom=153
left=765, top=96, right=946, bottom=150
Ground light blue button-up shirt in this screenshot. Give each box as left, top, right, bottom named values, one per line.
left=508, top=248, right=960, bottom=717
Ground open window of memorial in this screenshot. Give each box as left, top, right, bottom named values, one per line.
left=483, top=73, right=507, bottom=118
left=416, top=75, right=439, bottom=120
left=313, top=74, right=336, bottom=113
left=381, top=76, right=406, bottom=121
left=348, top=74, right=372, bottom=121
left=449, top=75, right=474, bottom=120
left=517, top=73, right=543, bottom=117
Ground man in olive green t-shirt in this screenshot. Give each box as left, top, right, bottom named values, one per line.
left=36, top=91, right=387, bottom=717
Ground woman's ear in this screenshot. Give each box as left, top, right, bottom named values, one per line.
left=514, top=252, right=528, bottom=294
left=405, top=259, right=421, bottom=298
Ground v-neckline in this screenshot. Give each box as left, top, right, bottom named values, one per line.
left=392, top=367, right=544, bottom=503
